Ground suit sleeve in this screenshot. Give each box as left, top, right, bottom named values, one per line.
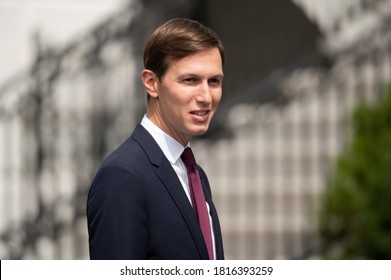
left=87, top=164, right=148, bottom=259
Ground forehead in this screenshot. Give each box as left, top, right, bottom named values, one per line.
left=165, top=48, right=223, bottom=77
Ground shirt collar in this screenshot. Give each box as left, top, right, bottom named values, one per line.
left=140, top=115, right=188, bottom=164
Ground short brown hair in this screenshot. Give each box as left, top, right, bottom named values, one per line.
left=143, top=18, right=225, bottom=79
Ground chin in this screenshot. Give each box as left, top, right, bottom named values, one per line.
left=191, top=127, right=209, bottom=136
left=186, top=121, right=211, bottom=136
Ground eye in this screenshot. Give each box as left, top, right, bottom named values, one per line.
left=208, top=78, right=222, bottom=87
left=182, top=77, right=198, bottom=84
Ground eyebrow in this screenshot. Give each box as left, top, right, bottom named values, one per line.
left=177, top=73, right=224, bottom=79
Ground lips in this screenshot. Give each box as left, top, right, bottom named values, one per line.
left=190, top=110, right=211, bottom=121
left=191, top=110, right=210, bottom=116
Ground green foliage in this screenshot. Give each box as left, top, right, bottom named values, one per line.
left=319, top=85, right=391, bottom=259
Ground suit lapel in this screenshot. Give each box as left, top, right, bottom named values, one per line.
left=132, top=124, right=209, bottom=259
left=199, top=169, right=225, bottom=260
left=156, top=161, right=209, bottom=259
left=209, top=200, right=224, bottom=259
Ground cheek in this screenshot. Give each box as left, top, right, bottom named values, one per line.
left=163, top=93, right=188, bottom=118
left=160, top=87, right=181, bottom=108
left=167, top=96, right=178, bottom=106
left=212, top=90, right=222, bottom=107
left=164, top=86, right=188, bottom=105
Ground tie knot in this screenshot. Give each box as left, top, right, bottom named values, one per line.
left=181, top=147, right=196, bottom=167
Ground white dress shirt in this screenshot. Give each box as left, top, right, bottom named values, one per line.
left=140, top=115, right=216, bottom=259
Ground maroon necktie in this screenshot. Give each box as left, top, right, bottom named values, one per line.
left=181, top=147, right=214, bottom=260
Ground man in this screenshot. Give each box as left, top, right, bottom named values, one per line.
left=87, top=18, right=225, bottom=260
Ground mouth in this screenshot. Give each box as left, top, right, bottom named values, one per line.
left=190, top=110, right=210, bottom=116
left=190, top=110, right=211, bottom=121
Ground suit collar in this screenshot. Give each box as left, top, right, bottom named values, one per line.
left=140, top=115, right=186, bottom=164
left=131, top=124, right=164, bottom=167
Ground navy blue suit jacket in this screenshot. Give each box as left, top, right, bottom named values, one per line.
left=87, top=124, right=224, bottom=259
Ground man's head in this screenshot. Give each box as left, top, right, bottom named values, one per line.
left=142, top=18, right=224, bottom=146
left=143, top=18, right=225, bottom=80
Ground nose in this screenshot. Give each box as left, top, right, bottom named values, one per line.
left=195, top=81, right=212, bottom=105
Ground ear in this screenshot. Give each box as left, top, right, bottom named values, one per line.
left=141, top=69, right=159, bottom=99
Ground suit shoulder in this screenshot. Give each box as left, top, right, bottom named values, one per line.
left=88, top=136, right=151, bottom=199
left=100, top=136, right=148, bottom=170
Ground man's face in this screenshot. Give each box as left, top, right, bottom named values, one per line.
left=146, top=47, right=223, bottom=146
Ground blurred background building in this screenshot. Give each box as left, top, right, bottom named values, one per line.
left=1, top=0, right=391, bottom=259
